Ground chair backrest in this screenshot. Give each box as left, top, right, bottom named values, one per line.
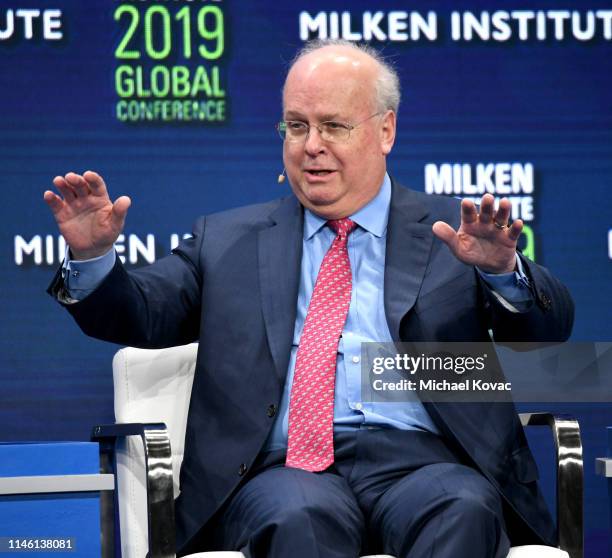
left=112, top=343, right=198, bottom=558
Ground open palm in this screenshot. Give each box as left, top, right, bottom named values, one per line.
left=44, top=171, right=130, bottom=260
left=432, top=194, right=522, bottom=274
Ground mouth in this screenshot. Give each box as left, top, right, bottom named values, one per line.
left=304, top=169, right=336, bottom=178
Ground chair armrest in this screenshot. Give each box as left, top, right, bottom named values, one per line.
left=519, top=413, right=583, bottom=558
left=92, top=422, right=176, bottom=558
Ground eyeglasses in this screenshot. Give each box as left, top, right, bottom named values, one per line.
left=276, top=112, right=383, bottom=144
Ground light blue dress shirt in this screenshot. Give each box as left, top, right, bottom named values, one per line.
left=63, top=175, right=533, bottom=451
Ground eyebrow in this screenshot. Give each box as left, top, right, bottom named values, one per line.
left=284, top=111, right=343, bottom=122
left=283, top=111, right=306, bottom=121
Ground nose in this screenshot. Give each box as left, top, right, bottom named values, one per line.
left=303, top=125, right=326, bottom=156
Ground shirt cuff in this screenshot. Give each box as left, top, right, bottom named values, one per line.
left=61, top=247, right=116, bottom=301
left=477, top=254, right=533, bottom=312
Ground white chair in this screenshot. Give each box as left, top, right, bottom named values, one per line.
left=93, top=344, right=582, bottom=558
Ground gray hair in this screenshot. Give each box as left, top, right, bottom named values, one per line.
left=287, top=39, right=401, bottom=114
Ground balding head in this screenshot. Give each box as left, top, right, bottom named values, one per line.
left=283, top=40, right=400, bottom=115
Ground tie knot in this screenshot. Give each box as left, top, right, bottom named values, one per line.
left=328, top=218, right=356, bottom=237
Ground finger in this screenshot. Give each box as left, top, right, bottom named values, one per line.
left=460, top=199, right=478, bottom=224
left=507, top=219, right=523, bottom=242
left=432, top=221, right=459, bottom=253
left=65, top=172, right=91, bottom=198
left=110, top=196, right=132, bottom=228
left=52, top=175, right=66, bottom=188
left=83, top=170, right=109, bottom=197
left=494, top=198, right=511, bottom=226
left=478, top=194, right=495, bottom=224
left=43, top=190, right=64, bottom=214
left=53, top=175, right=77, bottom=201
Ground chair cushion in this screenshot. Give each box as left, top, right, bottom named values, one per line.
left=363, top=550, right=570, bottom=558
left=507, top=546, right=569, bottom=557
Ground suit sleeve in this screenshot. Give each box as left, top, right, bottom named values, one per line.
left=47, top=217, right=207, bottom=349
left=480, top=253, right=574, bottom=343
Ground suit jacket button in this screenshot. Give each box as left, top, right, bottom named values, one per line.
left=267, top=404, right=277, bottom=418
left=238, top=463, right=248, bottom=476
left=540, top=292, right=552, bottom=310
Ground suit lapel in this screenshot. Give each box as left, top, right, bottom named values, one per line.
left=384, top=180, right=434, bottom=340
left=258, top=196, right=304, bottom=385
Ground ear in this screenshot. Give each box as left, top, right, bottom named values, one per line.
left=380, top=110, right=396, bottom=155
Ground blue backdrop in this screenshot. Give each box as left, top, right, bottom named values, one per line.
left=1, top=1, right=611, bottom=554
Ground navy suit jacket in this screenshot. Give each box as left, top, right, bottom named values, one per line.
left=51, top=180, right=574, bottom=551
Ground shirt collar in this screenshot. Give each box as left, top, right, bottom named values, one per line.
left=304, top=173, right=391, bottom=240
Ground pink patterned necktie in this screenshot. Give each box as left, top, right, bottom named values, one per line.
left=285, top=218, right=357, bottom=472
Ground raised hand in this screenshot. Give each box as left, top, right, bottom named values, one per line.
left=432, top=194, right=522, bottom=274
left=44, top=171, right=131, bottom=260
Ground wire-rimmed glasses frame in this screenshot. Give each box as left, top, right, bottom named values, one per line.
left=276, top=112, right=384, bottom=144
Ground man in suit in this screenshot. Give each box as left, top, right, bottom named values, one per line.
left=46, top=40, right=573, bottom=558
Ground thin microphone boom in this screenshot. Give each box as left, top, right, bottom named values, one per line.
left=278, top=168, right=286, bottom=184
